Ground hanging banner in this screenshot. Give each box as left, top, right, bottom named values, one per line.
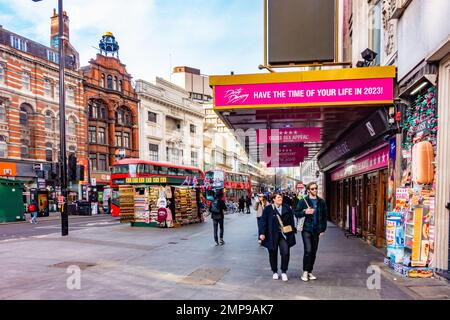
left=257, top=128, right=321, bottom=144
left=214, top=78, right=393, bottom=108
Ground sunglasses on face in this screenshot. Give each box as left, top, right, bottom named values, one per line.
left=309, top=188, right=317, bottom=191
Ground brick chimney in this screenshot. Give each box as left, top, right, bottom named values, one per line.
left=50, top=8, right=70, bottom=49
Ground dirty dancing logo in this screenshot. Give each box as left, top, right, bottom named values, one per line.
left=224, top=88, right=249, bottom=104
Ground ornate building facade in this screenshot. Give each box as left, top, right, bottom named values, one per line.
left=0, top=12, right=86, bottom=206
left=82, top=33, right=139, bottom=190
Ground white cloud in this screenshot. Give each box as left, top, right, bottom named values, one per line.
left=0, top=0, right=264, bottom=82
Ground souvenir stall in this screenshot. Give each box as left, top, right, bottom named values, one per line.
left=384, top=87, right=437, bottom=278
left=119, top=183, right=205, bottom=228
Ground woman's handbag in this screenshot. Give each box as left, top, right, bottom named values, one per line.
left=272, top=205, right=293, bottom=234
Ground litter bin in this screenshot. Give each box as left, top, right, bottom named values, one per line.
left=76, top=201, right=91, bottom=216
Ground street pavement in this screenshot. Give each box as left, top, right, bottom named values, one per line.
left=0, top=209, right=448, bottom=300
left=0, top=214, right=120, bottom=241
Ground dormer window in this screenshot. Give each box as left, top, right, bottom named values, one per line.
left=10, top=36, right=27, bottom=52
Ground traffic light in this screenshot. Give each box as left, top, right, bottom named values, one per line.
left=68, top=153, right=77, bottom=181
left=76, top=165, right=85, bottom=181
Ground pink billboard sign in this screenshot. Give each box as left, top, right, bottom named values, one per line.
left=263, top=145, right=308, bottom=168
left=257, top=128, right=321, bottom=144
left=214, top=78, right=393, bottom=107
left=331, top=146, right=389, bottom=181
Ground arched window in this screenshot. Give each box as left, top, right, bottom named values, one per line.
left=0, top=101, right=6, bottom=122
left=45, top=110, right=54, bottom=130
left=101, top=74, right=105, bottom=88
left=68, top=116, right=77, bottom=135
left=22, top=71, right=30, bottom=91
left=20, top=104, right=32, bottom=126
left=0, top=135, right=7, bottom=158
left=45, top=143, right=53, bottom=162
left=107, top=75, right=113, bottom=90
left=118, top=80, right=123, bottom=92
left=113, top=76, right=118, bottom=91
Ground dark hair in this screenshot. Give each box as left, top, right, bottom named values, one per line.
left=306, top=182, right=318, bottom=191
left=272, top=191, right=283, bottom=200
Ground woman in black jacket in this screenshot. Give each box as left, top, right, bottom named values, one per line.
left=259, top=192, right=296, bottom=282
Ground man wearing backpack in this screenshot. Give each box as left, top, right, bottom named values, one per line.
left=209, top=190, right=227, bottom=246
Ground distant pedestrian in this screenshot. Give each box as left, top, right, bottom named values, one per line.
left=238, top=196, right=245, bottom=213
left=259, top=192, right=296, bottom=282
left=245, top=196, right=252, bottom=214
left=28, top=200, right=38, bottom=224
left=254, top=194, right=269, bottom=245
left=209, top=191, right=227, bottom=246
left=294, top=182, right=328, bottom=282
left=282, top=192, right=292, bottom=208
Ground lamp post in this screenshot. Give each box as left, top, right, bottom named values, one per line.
left=33, top=0, right=68, bottom=236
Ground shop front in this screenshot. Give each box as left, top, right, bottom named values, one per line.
left=329, top=145, right=389, bottom=248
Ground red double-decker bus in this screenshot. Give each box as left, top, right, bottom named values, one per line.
left=205, top=169, right=251, bottom=202
left=110, top=159, right=204, bottom=217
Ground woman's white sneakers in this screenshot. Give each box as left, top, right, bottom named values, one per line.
left=301, top=271, right=309, bottom=282
left=281, top=273, right=288, bottom=282
left=308, top=273, right=317, bottom=280
left=273, top=273, right=279, bottom=280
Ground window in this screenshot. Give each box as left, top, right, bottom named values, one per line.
left=45, top=111, right=54, bottom=130
left=190, top=124, right=196, bottom=134
left=149, top=143, right=158, bottom=161
left=101, top=74, right=105, bottom=88
left=115, top=132, right=122, bottom=147
left=68, top=117, right=76, bottom=135
left=44, top=79, right=52, bottom=97
left=22, top=72, right=30, bottom=91
left=0, top=63, right=4, bottom=83
left=46, top=50, right=59, bottom=64
left=168, top=167, right=178, bottom=176
left=191, top=151, right=198, bottom=167
left=20, top=105, right=30, bottom=126
left=107, top=75, right=113, bottom=90
left=172, top=148, right=180, bottom=163
left=118, top=80, right=123, bottom=92
left=98, top=127, right=106, bottom=144
left=89, top=154, right=97, bottom=171
left=113, top=76, right=118, bottom=91
left=116, top=110, right=123, bottom=125
left=45, top=143, right=53, bottom=162
left=0, top=102, right=6, bottom=122
left=124, top=112, right=132, bottom=126
left=55, top=81, right=59, bottom=98
left=159, top=166, right=168, bottom=175
left=0, top=136, right=7, bottom=158
left=66, top=87, right=75, bottom=104
left=100, top=106, right=107, bottom=120
left=89, top=126, right=97, bottom=143
left=123, top=132, right=130, bottom=148
left=368, top=0, right=381, bottom=66
left=10, top=36, right=27, bottom=51
left=20, top=139, right=29, bottom=158
left=98, top=154, right=107, bottom=171
left=148, top=111, right=157, bottom=123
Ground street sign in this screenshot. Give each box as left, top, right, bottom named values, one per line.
left=91, top=178, right=97, bottom=186
left=33, top=163, right=43, bottom=170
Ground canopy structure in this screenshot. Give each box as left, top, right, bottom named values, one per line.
left=209, top=66, right=396, bottom=167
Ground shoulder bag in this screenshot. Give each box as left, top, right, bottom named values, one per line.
left=272, top=204, right=293, bottom=234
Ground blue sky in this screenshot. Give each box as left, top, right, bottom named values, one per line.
left=0, top=0, right=264, bottom=81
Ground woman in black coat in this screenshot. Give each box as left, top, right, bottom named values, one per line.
left=259, top=192, right=296, bottom=282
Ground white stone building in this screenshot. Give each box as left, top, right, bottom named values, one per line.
left=135, top=77, right=204, bottom=169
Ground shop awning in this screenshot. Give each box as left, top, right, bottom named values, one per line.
left=209, top=66, right=396, bottom=165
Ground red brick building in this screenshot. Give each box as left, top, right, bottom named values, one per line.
left=0, top=12, right=86, bottom=208
left=82, top=33, right=139, bottom=190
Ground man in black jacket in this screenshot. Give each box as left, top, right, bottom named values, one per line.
left=209, top=190, right=227, bottom=246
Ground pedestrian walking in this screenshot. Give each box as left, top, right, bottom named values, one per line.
left=28, top=200, right=38, bottom=224
left=259, top=192, right=296, bottom=282
left=209, top=191, right=227, bottom=246
left=282, top=192, right=293, bottom=208
left=245, top=195, right=252, bottom=214
left=238, top=196, right=245, bottom=213
left=253, top=194, right=269, bottom=244
left=294, top=182, right=328, bottom=282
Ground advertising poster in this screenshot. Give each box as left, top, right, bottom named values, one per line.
left=388, top=138, right=396, bottom=211
left=386, top=212, right=404, bottom=263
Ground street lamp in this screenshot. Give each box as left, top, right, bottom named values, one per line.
left=33, top=0, right=69, bottom=236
